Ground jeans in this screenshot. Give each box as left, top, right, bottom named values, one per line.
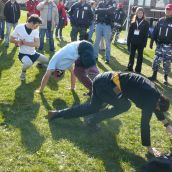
left=0, top=19, right=5, bottom=39
left=88, top=21, right=95, bottom=41
left=5, top=22, right=18, bottom=44
left=52, top=72, right=131, bottom=124
left=39, top=21, right=54, bottom=51
left=94, top=23, right=112, bottom=61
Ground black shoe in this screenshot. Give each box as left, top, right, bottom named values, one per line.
left=148, top=76, right=156, bottom=81
left=105, top=60, right=110, bottom=64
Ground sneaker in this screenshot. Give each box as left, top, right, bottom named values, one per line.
left=20, top=72, right=26, bottom=81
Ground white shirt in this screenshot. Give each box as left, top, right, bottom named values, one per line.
left=47, top=41, right=81, bottom=71
left=11, top=24, right=39, bottom=55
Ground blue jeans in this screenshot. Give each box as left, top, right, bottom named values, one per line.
left=0, top=19, right=5, bottom=39
left=94, top=23, right=112, bottom=61
left=88, top=21, right=95, bottom=40
left=39, top=21, right=54, bottom=51
left=5, top=22, right=18, bottom=44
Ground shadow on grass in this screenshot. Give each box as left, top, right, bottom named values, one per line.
left=56, top=38, right=69, bottom=48
left=48, top=117, right=146, bottom=172
left=0, top=73, right=45, bottom=153
left=0, top=45, right=16, bottom=79
left=113, top=43, right=129, bottom=55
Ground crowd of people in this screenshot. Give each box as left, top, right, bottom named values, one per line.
left=0, top=0, right=172, bottom=169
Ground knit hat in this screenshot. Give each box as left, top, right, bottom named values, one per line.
left=78, top=41, right=96, bottom=68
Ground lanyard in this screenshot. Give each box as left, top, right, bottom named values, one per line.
left=136, top=20, right=143, bottom=29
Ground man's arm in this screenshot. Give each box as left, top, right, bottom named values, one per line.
left=22, top=37, right=40, bottom=48
left=10, top=36, right=23, bottom=46
left=37, top=70, right=52, bottom=93
left=69, top=67, right=76, bottom=90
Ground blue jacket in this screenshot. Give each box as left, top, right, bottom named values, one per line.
left=151, top=16, right=172, bottom=45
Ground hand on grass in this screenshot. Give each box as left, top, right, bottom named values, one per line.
left=147, top=146, right=162, bottom=157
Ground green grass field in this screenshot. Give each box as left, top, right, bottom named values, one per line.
left=0, top=11, right=172, bottom=172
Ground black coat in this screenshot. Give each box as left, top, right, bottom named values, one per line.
left=127, top=18, right=149, bottom=48
left=4, top=1, right=20, bottom=23
left=95, top=0, right=116, bottom=27
left=68, top=2, right=93, bottom=28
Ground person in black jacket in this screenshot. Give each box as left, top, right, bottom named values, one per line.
left=68, top=0, right=93, bottom=41
left=112, top=3, right=126, bottom=43
left=47, top=71, right=171, bottom=157
left=149, top=4, right=172, bottom=85
left=94, top=0, right=116, bottom=64
left=127, top=7, right=149, bottom=74
left=4, top=0, right=20, bottom=47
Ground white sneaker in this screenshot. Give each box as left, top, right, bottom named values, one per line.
left=20, top=72, right=26, bottom=81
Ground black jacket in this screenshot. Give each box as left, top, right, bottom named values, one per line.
left=68, top=2, right=93, bottom=28
left=114, top=8, right=126, bottom=25
left=120, top=72, right=164, bottom=146
left=95, top=0, right=116, bottom=27
left=151, top=16, right=172, bottom=45
left=127, top=18, right=149, bottom=47
left=4, top=1, right=20, bottom=23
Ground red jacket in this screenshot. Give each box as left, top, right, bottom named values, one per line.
left=57, top=3, right=67, bottom=26
left=26, top=0, right=40, bottom=17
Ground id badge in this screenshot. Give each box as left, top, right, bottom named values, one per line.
left=134, top=30, right=140, bottom=35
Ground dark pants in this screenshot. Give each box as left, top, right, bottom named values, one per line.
left=52, top=72, right=131, bottom=124
left=127, top=44, right=144, bottom=73
left=56, top=19, right=64, bottom=38
left=70, top=25, right=88, bottom=41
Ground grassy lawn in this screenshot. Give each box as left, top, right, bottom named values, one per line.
left=0, top=11, right=172, bottom=172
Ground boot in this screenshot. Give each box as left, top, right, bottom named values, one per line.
left=163, top=74, right=168, bottom=85
left=148, top=71, right=157, bottom=81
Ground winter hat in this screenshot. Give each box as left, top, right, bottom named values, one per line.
left=78, top=41, right=96, bottom=68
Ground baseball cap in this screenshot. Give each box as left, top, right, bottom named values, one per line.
left=165, top=3, right=172, bottom=10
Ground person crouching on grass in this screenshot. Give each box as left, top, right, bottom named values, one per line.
left=36, top=40, right=99, bottom=95
left=47, top=71, right=172, bottom=157
left=10, top=14, right=49, bottom=81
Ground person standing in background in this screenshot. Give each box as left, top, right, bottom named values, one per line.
left=0, top=0, right=8, bottom=41
left=126, top=7, right=149, bottom=74
left=37, top=0, right=59, bottom=52
left=68, top=0, right=93, bottom=41
left=149, top=4, right=172, bottom=85
left=4, top=0, right=20, bottom=47
left=26, top=0, right=40, bottom=18
left=56, top=0, right=67, bottom=39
